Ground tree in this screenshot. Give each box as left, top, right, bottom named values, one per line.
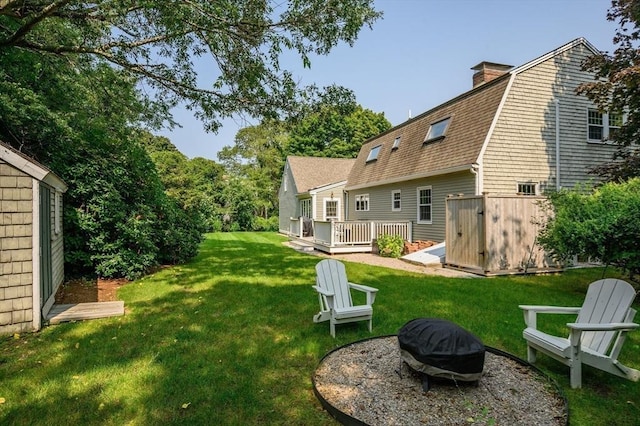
left=537, top=178, right=640, bottom=279
left=0, top=1, right=382, bottom=132
left=287, top=85, right=391, bottom=157
left=578, top=0, right=640, bottom=181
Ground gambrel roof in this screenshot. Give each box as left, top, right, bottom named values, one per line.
left=345, top=37, right=600, bottom=191
left=287, top=156, right=356, bottom=195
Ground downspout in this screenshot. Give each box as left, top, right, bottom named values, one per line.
left=554, top=99, right=561, bottom=191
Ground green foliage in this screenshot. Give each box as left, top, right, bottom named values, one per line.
left=287, top=85, right=392, bottom=158
left=0, top=1, right=382, bottom=133
left=376, top=234, right=405, bottom=258
left=578, top=0, right=640, bottom=180
left=252, top=216, right=279, bottom=231
left=0, top=40, right=202, bottom=279
left=538, top=178, right=640, bottom=277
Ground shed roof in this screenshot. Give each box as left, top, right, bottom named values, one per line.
left=0, top=141, right=67, bottom=192
left=287, top=156, right=356, bottom=194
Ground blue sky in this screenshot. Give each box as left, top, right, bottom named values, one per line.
left=158, top=0, right=619, bottom=160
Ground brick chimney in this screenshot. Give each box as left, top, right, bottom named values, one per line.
left=471, top=62, right=512, bottom=88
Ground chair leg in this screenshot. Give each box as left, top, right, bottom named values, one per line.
left=570, top=361, right=582, bottom=389
left=330, top=320, right=336, bottom=338
left=527, top=345, right=537, bottom=363
left=368, top=318, right=372, bottom=333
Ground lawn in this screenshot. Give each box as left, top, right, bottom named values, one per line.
left=1, top=232, right=639, bottom=425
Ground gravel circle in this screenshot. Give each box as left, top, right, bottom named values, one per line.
left=313, top=336, right=567, bottom=426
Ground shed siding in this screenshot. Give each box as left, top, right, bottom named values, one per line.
left=347, top=171, right=475, bottom=242
left=483, top=43, right=617, bottom=194
left=0, top=162, right=34, bottom=334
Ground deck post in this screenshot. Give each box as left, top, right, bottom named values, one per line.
left=330, top=220, right=335, bottom=247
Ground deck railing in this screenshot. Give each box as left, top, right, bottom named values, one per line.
left=313, top=220, right=412, bottom=247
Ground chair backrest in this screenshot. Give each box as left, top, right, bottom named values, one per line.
left=316, top=259, right=353, bottom=309
left=577, top=278, right=637, bottom=354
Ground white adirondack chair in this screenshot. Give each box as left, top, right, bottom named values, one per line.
left=519, top=278, right=640, bottom=388
left=313, top=259, right=378, bottom=338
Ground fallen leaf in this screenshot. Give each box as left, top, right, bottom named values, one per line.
left=13, top=333, right=19, bottom=340
left=181, top=402, right=191, bottom=409
left=0, top=397, right=6, bottom=404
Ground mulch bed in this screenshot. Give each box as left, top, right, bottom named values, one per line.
left=54, top=278, right=128, bottom=304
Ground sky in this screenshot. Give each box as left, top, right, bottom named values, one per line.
left=158, top=0, right=619, bottom=160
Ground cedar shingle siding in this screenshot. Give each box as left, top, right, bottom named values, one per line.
left=0, top=161, right=35, bottom=333
left=0, top=143, right=67, bottom=335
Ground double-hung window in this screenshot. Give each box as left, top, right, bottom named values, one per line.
left=324, top=199, right=339, bottom=220
left=355, top=194, right=369, bottom=211
left=391, top=190, right=401, bottom=211
left=417, top=186, right=432, bottom=224
left=588, top=108, right=623, bottom=143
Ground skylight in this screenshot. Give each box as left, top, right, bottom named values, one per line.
left=424, top=117, right=451, bottom=142
left=366, top=145, right=382, bottom=162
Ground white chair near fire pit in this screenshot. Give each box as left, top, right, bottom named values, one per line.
left=313, top=259, right=378, bottom=338
left=519, top=278, right=640, bottom=388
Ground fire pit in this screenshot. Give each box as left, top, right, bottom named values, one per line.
left=398, top=318, right=485, bottom=391
left=312, top=336, right=567, bottom=425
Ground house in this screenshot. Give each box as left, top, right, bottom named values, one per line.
left=278, top=156, right=355, bottom=237
left=280, top=38, right=618, bottom=268
left=0, top=141, right=67, bottom=334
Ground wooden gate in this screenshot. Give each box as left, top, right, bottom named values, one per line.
left=445, top=194, right=559, bottom=275
left=445, top=196, right=484, bottom=270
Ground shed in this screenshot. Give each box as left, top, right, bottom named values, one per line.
left=0, top=141, right=67, bottom=334
left=445, top=193, right=561, bottom=275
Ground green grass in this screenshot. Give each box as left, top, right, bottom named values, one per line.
left=1, top=232, right=639, bottom=425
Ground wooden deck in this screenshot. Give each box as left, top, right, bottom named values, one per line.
left=46, top=301, right=125, bottom=324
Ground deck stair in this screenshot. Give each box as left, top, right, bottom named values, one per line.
left=288, top=239, right=315, bottom=252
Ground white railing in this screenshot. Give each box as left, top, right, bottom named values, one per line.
left=289, top=217, right=301, bottom=237
left=312, top=220, right=412, bottom=247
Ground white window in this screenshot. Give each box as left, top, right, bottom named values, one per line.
left=588, top=108, right=623, bottom=143
left=355, top=194, right=369, bottom=211
left=324, top=199, right=339, bottom=220
left=300, top=198, right=312, bottom=218
left=391, top=190, right=401, bottom=211
left=424, top=117, right=451, bottom=143
left=417, top=186, right=432, bottom=224
left=366, top=145, right=381, bottom=162
left=517, top=182, right=537, bottom=195
left=392, top=136, right=401, bottom=150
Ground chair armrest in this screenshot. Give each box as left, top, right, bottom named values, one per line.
left=349, top=282, right=378, bottom=305
left=519, top=305, right=581, bottom=314
left=567, top=322, right=640, bottom=332
left=312, top=285, right=334, bottom=297
left=519, top=305, right=581, bottom=329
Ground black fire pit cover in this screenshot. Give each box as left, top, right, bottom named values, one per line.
left=398, top=318, right=485, bottom=388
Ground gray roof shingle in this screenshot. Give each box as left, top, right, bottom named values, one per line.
left=288, top=156, right=356, bottom=194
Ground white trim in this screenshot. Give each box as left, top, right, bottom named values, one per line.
left=0, top=143, right=67, bottom=192
left=391, top=190, right=401, bottom=212
left=355, top=193, right=370, bottom=212
left=345, top=164, right=472, bottom=191
left=31, top=179, right=41, bottom=331
left=416, top=186, right=433, bottom=225
left=308, top=180, right=347, bottom=195
left=510, top=38, right=599, bottom=75
left=323, top=198, right=341, bottom=221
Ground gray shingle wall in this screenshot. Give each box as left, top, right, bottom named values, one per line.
left=0, top=162, right=34, bottom=334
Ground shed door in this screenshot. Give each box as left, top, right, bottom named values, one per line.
left=446, top=197, right=485, bottom=270
left=39, top=185, right=53, bottom=308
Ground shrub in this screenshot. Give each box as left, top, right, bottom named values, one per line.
left=376, top=234, right=405, bottom=258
